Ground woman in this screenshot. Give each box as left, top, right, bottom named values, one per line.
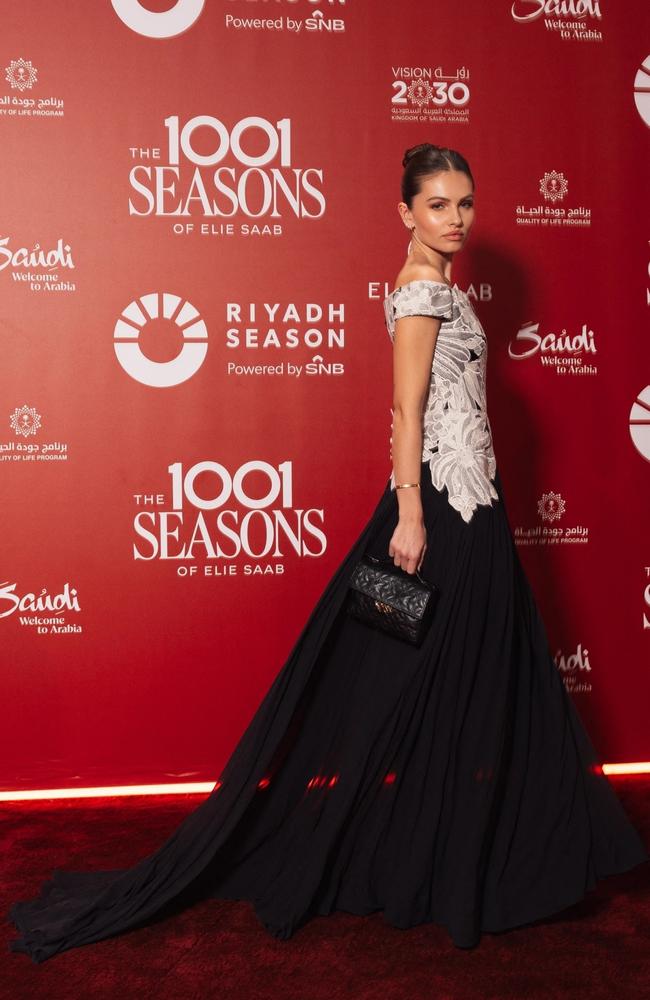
left=8, top=143, right=647, bottom=963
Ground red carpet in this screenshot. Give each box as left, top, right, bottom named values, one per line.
left=3, top=776, right=649, bottom=1000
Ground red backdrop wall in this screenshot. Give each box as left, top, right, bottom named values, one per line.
left=2, top=0, right=649, bottom=792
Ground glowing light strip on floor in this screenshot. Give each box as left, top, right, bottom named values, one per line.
left=602, top=761, right=650, bottom=776
left=1, top=762, right=649, bottom=802
left=0, top=782, right=219, bottom=802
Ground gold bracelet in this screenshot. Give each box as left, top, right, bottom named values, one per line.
left=395, top=482, right=420, bottom=489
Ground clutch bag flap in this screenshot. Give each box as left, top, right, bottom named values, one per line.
left=349, top=559, right=435, bottom=619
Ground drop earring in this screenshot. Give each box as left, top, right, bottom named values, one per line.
left=408, top=226, right=437, bottom=268
left=407, top=223, right=415, bottom=252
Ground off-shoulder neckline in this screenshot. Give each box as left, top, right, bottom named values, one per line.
left=384, top=278, right=455, bottom=303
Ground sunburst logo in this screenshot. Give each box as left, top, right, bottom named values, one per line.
left=633, top=55, right=650, bottom=128
left=111, top=0, right=205, bottom=39
left=5, top=57, right=38, bottom=91
left=114, top=291, right=208, bottom=387
left=539, top=170, right=568, bottom=203
left=537, top=490, right=566, bottom=522
left=9, top=405, right=42, bottom=437
left=629, top=386, right=650, bottom=461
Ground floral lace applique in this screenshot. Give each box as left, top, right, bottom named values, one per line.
left=384, top=279, right=498, bottom=524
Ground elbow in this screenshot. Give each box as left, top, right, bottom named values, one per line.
left=392, top=396, right=427, bottom=422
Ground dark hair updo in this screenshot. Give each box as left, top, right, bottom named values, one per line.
left=401, top=143, right=474, bottom=207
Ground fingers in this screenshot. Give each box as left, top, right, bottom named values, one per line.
left=392, top=555, right=419, bottom=574
left=388, top=537, right=426, bottom=575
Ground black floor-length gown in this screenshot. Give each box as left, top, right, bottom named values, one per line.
left=8, top=280, right=648, bottom=963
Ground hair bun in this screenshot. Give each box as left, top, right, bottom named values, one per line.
left=402, top=142, right=439, bottom=168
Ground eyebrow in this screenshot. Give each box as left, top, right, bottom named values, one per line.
left=426, top=195, right=474, bottom=202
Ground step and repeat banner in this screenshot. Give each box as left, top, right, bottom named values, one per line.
left=2, top=0, right=649, bottom=790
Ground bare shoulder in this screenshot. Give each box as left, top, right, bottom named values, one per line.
left=392, top=264, right=449, bottom=293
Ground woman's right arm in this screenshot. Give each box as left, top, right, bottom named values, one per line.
left=388, top=312, right=442, bottom=573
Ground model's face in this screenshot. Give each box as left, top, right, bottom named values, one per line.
left=401, top=170, right=475, bottom=253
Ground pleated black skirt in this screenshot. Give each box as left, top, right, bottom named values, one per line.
left=7, top=465, right=648, bottom=962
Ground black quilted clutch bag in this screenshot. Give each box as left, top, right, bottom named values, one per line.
left=345, top=554, right=439, bottom=647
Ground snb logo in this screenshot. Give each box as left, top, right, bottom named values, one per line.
left=114, top=292, right=208, bottom=388
left=111, top=0, right=205, bottom=38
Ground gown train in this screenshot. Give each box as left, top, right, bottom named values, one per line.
left=7, top=466, right=648, bottom=963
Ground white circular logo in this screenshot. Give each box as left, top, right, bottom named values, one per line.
left=633, top=55, right=650, bottom=128
left=629, top=385, right=650, bottom=462
left=111, top=0, right=205, bottom=39
left=114, top=292, right=208, bottom=387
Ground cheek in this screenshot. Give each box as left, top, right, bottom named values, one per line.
left=425, top=214, right=443, bottom=231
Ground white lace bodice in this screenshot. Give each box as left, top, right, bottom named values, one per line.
left=383, top=279, right=498, bottom=524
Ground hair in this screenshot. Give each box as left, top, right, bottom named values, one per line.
left=401, top=143, right=474, bottom=207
